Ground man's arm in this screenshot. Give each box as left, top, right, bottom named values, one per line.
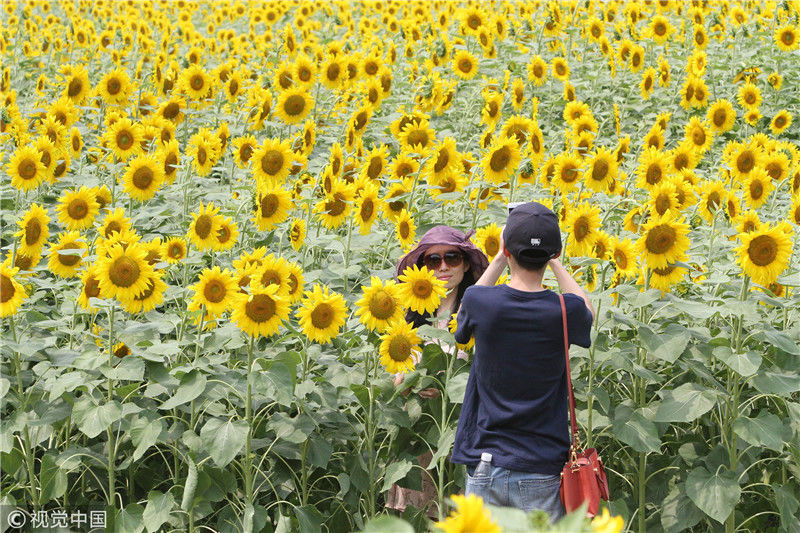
left=548, top=257, right=596, bottom=319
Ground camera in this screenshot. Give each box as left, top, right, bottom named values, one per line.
left=507, top=202, right=525, bottom=215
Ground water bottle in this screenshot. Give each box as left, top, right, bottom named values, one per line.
left=474, top=452, right=493, bottom=477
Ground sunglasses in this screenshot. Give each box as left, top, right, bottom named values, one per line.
left=422, top=251, right=464, bottom=270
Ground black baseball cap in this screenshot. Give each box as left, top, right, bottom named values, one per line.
left=502, top=202, right=562, bottom=261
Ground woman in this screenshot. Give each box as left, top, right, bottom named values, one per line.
left=385, top=225, right=490, bottom=518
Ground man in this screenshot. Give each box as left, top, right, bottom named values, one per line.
left=452, top=202, right=595, bottom=522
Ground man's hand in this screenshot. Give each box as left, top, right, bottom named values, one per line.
left=394, top=373, right=440, bottom=399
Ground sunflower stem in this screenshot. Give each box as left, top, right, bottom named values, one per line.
left=706, top=207, right=718, bottom=271
left=244, top=335, right=255, bottom=505
left=107, top=304, right=116, bottom=507
left=344, top=217, right=353, bottom=292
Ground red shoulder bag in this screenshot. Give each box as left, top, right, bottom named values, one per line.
left=557, top=294, right=609, bottom=517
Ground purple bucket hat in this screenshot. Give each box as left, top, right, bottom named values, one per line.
left=395, top=225, right=489, bottom=280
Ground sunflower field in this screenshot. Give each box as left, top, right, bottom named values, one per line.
left=1, top=0, right=799, bottom=531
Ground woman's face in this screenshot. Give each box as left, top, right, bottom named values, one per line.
left=421, top=244, right=470, bottom=290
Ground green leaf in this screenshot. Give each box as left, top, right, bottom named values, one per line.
left=102, top=356, right=145, bottom=381
left=612, top=404, right=661, bottom=453
left=143, top=490, right=175, bottom=533
left=652, top=383, right=717, bottom=423
left=307, top=438, right=332, bottom=469
left=131, top=418, right=163, bottom=462
left=638, top=324, right=690, bottom=363
left=685, top=466, right=741, bottom=524
left=269, top=413, right=314, bottom=444
left=159, top=370, right=206, bottom=410
left=361, top=516, right=413, bottom=533
left=446, top=372, right=468, bottom=404
left=294, top=505, right=324, bottom=533
left=200, top=418, right=248, bottom=467
left=74, top=400, right=123, bottom=438
left=712, top=346, right=761, bottom=376
left=381, top=460, right=413, bottom=492
left=251, top=361, right=295, bottom=406
left=40, top=453, right=67, bottom=502
left=114, top=504, right=144, bottom=533
left=773, top=483, right=800, bottom=531
left=733, top=411, right=784, bottom=452
left=762, top=328, right=800, bottom=355
left=752, top=371, right=800, bottom=397
left=482, top=504, right=531, bottom=532
left=429, top=425, right=456, bottom=466
left=661, top=482, right=704, bottom=531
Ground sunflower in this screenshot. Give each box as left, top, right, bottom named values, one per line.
left=232, top=135, right=258, bottom=169
left=743, top=168, right=774, bottom=209
left=15, top=203, right=50, bottom=256
left=158, top=95, right=186, bottom=124
left=737, top=82, right=761, bottom=110
left=231, top=284, right=290, bottom=338
left=610, top=237, right=638, bottom=278
left=97, top=67, right=132, bottom=106
left=123, top=154, right=165, bottom=202
left=355, top=277, right=404, bottom=332
left=527, top=55, right=548, bottom=85
left=472, top=223, right=503, bottom=261
left=320, top=56, right=345, bottom=89
left=399, top=118, right=436, bottom=155
left=639, top=67, right=657, bottom=99
left=296, top=284, right=348, bottom=344
left=97, top=242, right=154, bottom=303
left=552, top=151, right=584, bottom=193
left=395, top=209, right=417, bottom=251
left=647, top=180, right=680, bottom=217
left=551, top=57, right=570, bottom=81
left=774, top=25, right=799, bottom=52
left=770, top=110, right=792, bottom=135
left=6, top=146, right=46, bottom=191
left=314, top=181, right=353, bottom=230
left=397, top=264, right=446, bottom=315
left=187, top=203, right=221, bottom=250
left=727, top=142, right=763, bottom=182
left=62, top=65, right=90, bottom=104
left=360, top=145, right=388, bottom=182
left=214, top=216, right=238, bottom=251
left=105, top=118, right=142, bottom=160
left=159, top=139, right=180, bottom=184
left=355, top=182, right=381, bottom=235
left=47, top=231, right=87, bottom=278
left=122, top=270, right=167, bottom=314
left=285, top=261, right=305, bottom=304
left=565, top=204, right=601, bottom=257
left=55, top=186, right=99, bottom=231
left=191, top=266, right=237, bottom=315
left=452, top=49, right=478, bottom=80
left=180, top=64, right=212, bottom=100
left=253, top=255, right=292, bottom=297
left=0, top=263, right=27, bottom=317
left=97, top=207, right=131, bottom=239
left=736, top=224, right=793, bottom=286
left=252, top=138, right=294, bottom=186
left=95, top=227, right=142, bottom=258
left=77, top=263, right=103, bottom=311
left=289, top=218, right=307, bottom=251
left=481, top=138, right=520, bottom=184
left=584, top=147, right=617, bottom=192
left=275, top=87, right=314, bottom=125
left=379, top=320, right=422, bottom=374
left=736, top=210, right=762, bottom=234
left=436, top=494, right=500, bottom=533
left=707, top=100, right=736, bottom=133
left=648, top=265, right=686, bottom=293
left=636, top=212, right=691, bottom=269
left=636, top=146, right=669, bottom=190
left=667, top=142, right=698, bottom=176
left=684, top=117, right=713, bottom=154
left=163, top=237, right=187, bottom=264
left=252, top=185, right=291, bottom=231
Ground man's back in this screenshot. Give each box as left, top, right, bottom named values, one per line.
left=452, top=284, right=593, bottom=475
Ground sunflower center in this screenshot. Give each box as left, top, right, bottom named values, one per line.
left=458, top=59, right=473, bottom=73
left=115, top=344, right=131, bottom=357
left=197, top=147, right=207, bottom=165
left=748, top=235, right=778, bottom=266
left=116, top=130, right=133, bottom=150
left=132, top=166, right=154, bottom=190
left=107, top=77, right=121, bottom=95
left=406, top=129, right=429, bottom=147
left=24, top=219, right=42, bottom=245
left=287, top=273, right=299, bottom=294
left=774, top=116, right=787, bottom=128
left=781, top=30, right=795, bottom=46
left=489, top=146, right=511, bottom=172
left=260, top=149, right=284, bottom=175
left=217, top=225, right=231, bottom=243
left=692, top=128, right=706, bottom=147
left=560, top=163, right=579, bottom=183
left=260, top=269, right=282, bottom=287
left=194, top=214, right=212, bottom=238
left=67, top=199, right=89, bottom=220
left=163, top=102, right=180, bottom=119
left=655, top=194, right=671, bottom=215
left=591, top=160, right=609, bottom=181
left=749, top=180, right=763, bottom=199
left=229, top=79, right=239, bottom=95
left=104, top=221, right=122, bottom=238
left=281, top=94, right=305, bottom=117
left=646, top=164, right=663, bottom=185
left=388, top=335, right=412, bottom=362
left=164, top=152, right=178, bottom=175
left=326, top=194, right=347, bottom=216
left=259, top=194, right=279, bottom=217
left=411, top=279, right=432, bottom=298
left=109, top=255, right=140, bottom=287
left=468, top=14, right=481, bottom=29
left=765, top=162, right=782, bottom=181
left=613, top=250, right=628, bottom=269
left=367, top=157, right=382, bottom=179
left=368, top=289, right=396, bottom=319
left=310, top=302, right=334, bottom=328
left=83, top=275, right=101, bottom=298
left=673, top=153, right=689, bottom=171
left=712, top=109, right=727, bottom=127
left=360, top=199, right=374, bottom=220
left=58, top=243, right=82, bottom=266
left=67, top=78, right=83, bottom=97
left=645, top=224, right=676, bottom=254
left=168, top=243, right=184, bottom=259
left=1, top=274, right=14, bottom=303
left=238, top=143, right=254, bottom=163
left=736, top=151, right=754, bottom=173
left=203, top=279, right=227, bottom=303
left=244, top=293, right=275, bottom=323
left=190, top=74, right=204, bottom=91
left=744, top=92, right=756, bottom=105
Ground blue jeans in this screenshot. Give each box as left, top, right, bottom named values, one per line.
left=465, top=464, right=565, bottom=523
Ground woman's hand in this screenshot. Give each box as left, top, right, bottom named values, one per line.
left=394, top=374, right=440, bottom=399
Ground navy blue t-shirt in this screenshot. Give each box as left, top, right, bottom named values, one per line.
left=451, top=285, right=593, bottom=475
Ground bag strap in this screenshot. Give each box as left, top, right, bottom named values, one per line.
left=558, top=294, right=580, bottom=448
